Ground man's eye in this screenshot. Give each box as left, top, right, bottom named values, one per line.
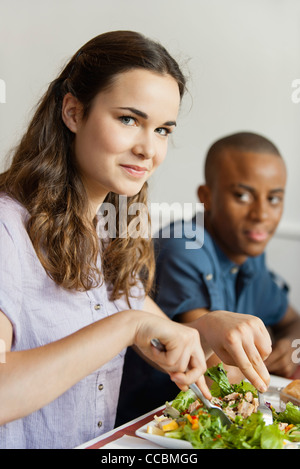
left=119, top=116, right=137, bottom=126
left=269, top=195, right=282, bottom=205
left=235, top=192, right=251, bottom=203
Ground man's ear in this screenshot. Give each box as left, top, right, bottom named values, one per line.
left=197, top=184, right=212, bottom=211
left=61, top=92, right=82, bottom=133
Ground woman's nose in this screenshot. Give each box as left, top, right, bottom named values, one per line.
left=132, top=133, right=156, bottom=160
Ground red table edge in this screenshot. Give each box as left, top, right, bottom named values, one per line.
left=85, top=407, right=165, bottom=449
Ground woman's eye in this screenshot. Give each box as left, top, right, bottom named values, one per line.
left=119, top=116, right=137, bottom=126
left=156, top=127, right=171, bottom=137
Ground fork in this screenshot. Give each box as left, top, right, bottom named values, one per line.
left=189, top=382, right=232, bottom=427
left=150, top=338, right=232, bottom=427
left=257, top=391, right=273, bottom=425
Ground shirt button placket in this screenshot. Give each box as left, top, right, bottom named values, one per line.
left=97, top=382, right=104, bottom=431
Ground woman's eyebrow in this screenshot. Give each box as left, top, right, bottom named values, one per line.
left=116, top=107, right=177, bottom=126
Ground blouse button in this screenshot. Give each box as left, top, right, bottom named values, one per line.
left=205, top=273, right=213, bottom=281
left=98, top=421, right=103, bottom=428
left=98, top=384, right=104, bottom=391
left=94, top=304, right=101, bottom=310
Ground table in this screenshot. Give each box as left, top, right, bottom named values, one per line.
left=77, top=370, right=300, bottom=449
left=76, top=405, right=166, bottom=449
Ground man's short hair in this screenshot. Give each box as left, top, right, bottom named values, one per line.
left=204, top=131, right=282, bottom=185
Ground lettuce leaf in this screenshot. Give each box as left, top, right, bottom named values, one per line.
left=224, top=413, right=285, bottom=449
left=260, top=424, right=285, bottom=449
left=182, top=413, right=226, bottom=449
left=233, top=379, right=257, bottom=397
left=224, top=413, right=265, bottom=449
left=204, top=363, right=234, bottom=397
left=171, top=389, right=197, bottom=413
left=275, top=401, right=300, bottom=425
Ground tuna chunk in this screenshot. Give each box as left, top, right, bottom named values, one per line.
left=223, top=392, right=242, bottom=402
left=224, top=406, right=237, bottom=421
left=244, top=392, right=253, bottom=403
left=211, top=397, right=223, bottom=407
left=252, top=397, right=259, bottom=412
left=188, top=400, right=202, bottom=414
left=237, top=400, right=255, bottom=418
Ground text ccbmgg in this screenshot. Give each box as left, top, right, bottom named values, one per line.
left=145, top=453, right=198, bottom=464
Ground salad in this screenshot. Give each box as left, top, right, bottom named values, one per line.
left=147, top=364, right=300, bottom=449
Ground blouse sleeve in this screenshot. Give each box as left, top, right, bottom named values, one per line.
left=0, top=221, right=23, bottom=340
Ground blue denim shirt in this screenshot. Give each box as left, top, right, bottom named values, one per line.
left=154, top=217, right=288, bottom=325
left=0, top=195, right=144, bottom=448
left=116, top=216, right=289, bottom=425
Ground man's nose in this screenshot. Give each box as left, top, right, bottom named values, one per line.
left=249, top=198, right=269, bottom=221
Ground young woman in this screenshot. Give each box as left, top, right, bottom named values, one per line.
left=0, top=31, right=271, bottom=448
left=0, top=30, right=211, bottom=449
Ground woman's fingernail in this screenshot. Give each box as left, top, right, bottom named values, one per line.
left=259, top=383, right=268, bottom=393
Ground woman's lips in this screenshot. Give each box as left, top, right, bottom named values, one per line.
left=244, top=230, right=269, bottom=242
left=120, top=164, right=149, bottom=178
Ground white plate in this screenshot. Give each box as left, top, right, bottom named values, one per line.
left=135, top=421, right=193, bottom=449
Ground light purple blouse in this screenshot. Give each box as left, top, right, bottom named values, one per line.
left=0, top=195, right=145, bottom=448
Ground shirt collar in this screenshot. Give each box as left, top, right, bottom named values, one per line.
left=210, top=235, right=256, bottom=279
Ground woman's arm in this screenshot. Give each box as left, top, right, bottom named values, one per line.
left=142, top=297, right=271, bottom=391
left=0, top=307, right=209, bottom=425
left=170, top=307, right=272, bottom=392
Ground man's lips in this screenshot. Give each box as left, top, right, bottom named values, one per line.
left=244, top=229, right=270, bottom=242
left=120, top=164, right=149, bottom=178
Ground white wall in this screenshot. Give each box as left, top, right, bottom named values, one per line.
left=0, top=0, right=299, bottom=308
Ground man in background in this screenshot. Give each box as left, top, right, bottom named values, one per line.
left=116, top=132, right=300, bottom=425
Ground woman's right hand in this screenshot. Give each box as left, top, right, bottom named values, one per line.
left=195, top=310, right=272, bottom=392
left=133, top=312, right=211, bottom=399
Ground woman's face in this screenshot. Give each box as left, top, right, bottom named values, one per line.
left=63, top=69, right=180, bottom=212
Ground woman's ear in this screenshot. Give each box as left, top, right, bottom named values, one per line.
left=197, top=184, right=212, bottom=211
left=61, top=92, right=82, bottom=133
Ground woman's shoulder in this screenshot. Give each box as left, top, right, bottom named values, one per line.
left=0, top=193, right=28, bottom=230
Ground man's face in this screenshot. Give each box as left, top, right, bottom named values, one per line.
left=201, top=149, right=287, bottom=265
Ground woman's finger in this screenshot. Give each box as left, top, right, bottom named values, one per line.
left=169, top=371, right=211, bottom=399
left=223, top=340, right=270, bottom=392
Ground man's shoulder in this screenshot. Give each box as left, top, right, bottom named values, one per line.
left=154, top=219, right=218, bottom=274
left=247, top=253, right=288, bottom=288
left=155, top=216, right=213, bottom=248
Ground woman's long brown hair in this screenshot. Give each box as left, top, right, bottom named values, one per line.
left=0, top=31, right=186, bottom=302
